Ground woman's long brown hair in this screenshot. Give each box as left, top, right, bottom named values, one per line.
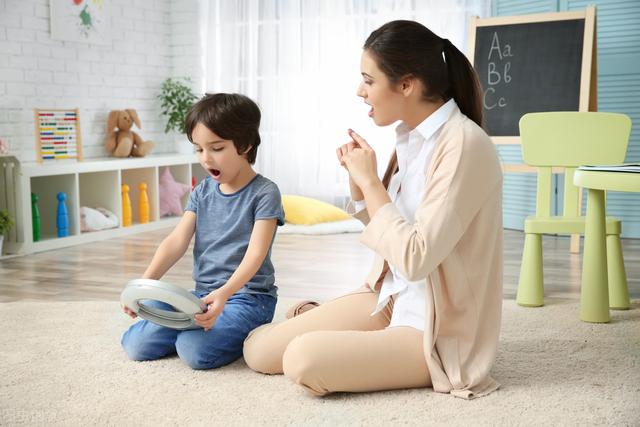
left=364, top=20, right=484, bottom=189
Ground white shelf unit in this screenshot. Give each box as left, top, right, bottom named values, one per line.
left=2, top=154, right=202, bottom=256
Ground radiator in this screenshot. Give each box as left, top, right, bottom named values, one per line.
left=1, top=158, right=18, bottom=243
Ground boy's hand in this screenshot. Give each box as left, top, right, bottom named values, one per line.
left=122, top=305, right=137, bottom=319
left=195, top=289, right=229, bottom=331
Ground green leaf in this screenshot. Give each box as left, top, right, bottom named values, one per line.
left=157, top=77, right=198, bottom=134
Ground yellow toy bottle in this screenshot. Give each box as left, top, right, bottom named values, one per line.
left=138, top=182, right=149, bottom=224
left=121, top=184, right=132, bottom=227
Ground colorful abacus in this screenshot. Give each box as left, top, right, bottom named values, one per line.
left=34, top=108, right=83, bottom=163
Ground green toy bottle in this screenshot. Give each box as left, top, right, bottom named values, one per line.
left=31, top=192, right=40, bottom=242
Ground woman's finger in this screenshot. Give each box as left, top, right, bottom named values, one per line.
left=341, top=145, right=351, bottom=160
left=342, top=151, right=352, bottom=165
left=348, top=129, right=371, bottom=150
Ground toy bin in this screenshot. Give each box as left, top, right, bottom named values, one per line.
left=79, top=170, right=120, bottom=233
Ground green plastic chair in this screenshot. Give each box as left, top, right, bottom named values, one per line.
left=517, top=112, right=632, bottom=308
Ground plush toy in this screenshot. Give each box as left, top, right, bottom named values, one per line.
left=80, top=206, right=119, bottom=232
left=105, top=109, right=154, bottom=158
left=159, top=167, right=191, bottom=216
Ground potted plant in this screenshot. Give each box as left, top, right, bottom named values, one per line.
left=158, top=77, right=199, bottom=154
left=0, top=209, right=14, bottom=255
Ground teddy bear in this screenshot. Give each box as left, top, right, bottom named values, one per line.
left=105, top=109, right=154, bottom=157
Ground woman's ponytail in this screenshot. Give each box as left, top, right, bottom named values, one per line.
left=381, top=151, right=398, bottom=190
left=442, top=40, right=484, bottom=128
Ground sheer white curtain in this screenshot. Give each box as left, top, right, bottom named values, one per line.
left=200, top=0, right=490, bottom=204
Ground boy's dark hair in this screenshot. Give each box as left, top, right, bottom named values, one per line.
left=184, top=93, right=261, bottom=164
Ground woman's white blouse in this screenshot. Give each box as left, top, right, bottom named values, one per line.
left=355, top=99, right=456, bottom=331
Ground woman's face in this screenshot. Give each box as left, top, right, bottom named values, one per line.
left=356, top=50, right=405, bottom=126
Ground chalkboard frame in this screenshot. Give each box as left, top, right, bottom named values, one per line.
left=468, top=6, right=596, bottom=156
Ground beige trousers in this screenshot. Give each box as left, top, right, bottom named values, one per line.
left=243, top=289, right=431, bottom=396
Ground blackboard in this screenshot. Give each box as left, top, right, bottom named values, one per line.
left=469, top=9, right=595, bottom=139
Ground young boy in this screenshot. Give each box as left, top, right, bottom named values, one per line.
left=121, top=93, right=284, bottom=370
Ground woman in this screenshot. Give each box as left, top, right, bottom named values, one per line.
left=243, top=20, right=503, bottom=399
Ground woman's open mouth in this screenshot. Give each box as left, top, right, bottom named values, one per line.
left=368, top=106, right=374, bottom=117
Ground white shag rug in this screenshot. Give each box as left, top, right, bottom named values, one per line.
left=0, top=298, right=638, bottom=426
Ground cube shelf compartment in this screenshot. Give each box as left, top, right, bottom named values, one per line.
left=30, top=173, right=78, bottom=241
left=5, top=154, right=203, bottom=256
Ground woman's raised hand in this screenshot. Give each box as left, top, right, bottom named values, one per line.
left=336, top=140, right=359, bottom=170
left=336, top=138, right=365, bottom=201
left=342, top=129, right=379, bottom=190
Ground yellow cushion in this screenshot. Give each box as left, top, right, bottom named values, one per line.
left=281, top=195, right=350, bottom=225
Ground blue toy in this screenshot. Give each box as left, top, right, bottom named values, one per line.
left=56, top=192, right=69, bottom=237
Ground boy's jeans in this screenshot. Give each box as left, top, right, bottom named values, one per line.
left=121, top=291, right=276, bottom=369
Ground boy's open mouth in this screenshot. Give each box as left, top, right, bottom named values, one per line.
left=210, top=169, right=221, bottom=178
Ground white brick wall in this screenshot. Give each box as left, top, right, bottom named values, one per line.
left=169, top=0, right=203, bottom=94
left=0, top=0, right=203, bottom=161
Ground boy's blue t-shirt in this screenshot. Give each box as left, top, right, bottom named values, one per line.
left=185, top=174, right=284, bottom=298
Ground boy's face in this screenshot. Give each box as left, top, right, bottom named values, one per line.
left=191, top=122, right=251, bottom=184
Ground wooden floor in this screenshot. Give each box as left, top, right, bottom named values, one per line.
left=0, top=229, right=638, bottom=303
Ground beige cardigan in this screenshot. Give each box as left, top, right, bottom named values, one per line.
left=354, top=105, right=503, bottom=399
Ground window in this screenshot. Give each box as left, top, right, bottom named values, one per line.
left=201, top=0, right=489, bottom=204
